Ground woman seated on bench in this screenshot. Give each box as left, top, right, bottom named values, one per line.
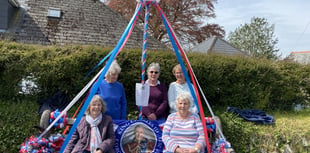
left=162, top=93, right=205, bottom=153
left=64, top=95, right=115, bottom=153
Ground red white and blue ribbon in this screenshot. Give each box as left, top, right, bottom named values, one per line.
left=49, top=109, right=68, bottom=129
left=138, top=1, right=151, bottom=120
left=20, top=134, right=65, bottom=153
left=212, top=138, right=232, bottom=153
left=59, top=2, right=143, bottom=152
left=155, top=4, right=212, bottom=152
left=54, top=0, right=231, bottom=152
left=205, top=117, right=216, bottom=133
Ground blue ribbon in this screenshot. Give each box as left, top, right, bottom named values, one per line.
left=60, top=3, right=142, bottom=152
left=158, top=7, right=200, bottom=112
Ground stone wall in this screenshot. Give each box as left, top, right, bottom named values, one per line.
left=8, top=0, right=167, bottom=50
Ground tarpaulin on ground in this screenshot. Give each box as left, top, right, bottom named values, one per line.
left=227, top=107, right=274, bottom=124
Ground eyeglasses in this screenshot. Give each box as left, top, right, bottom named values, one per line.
left=149, top=71, right=159, bottom=74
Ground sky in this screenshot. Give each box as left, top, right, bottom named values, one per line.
left=208, top=0, right=310, bottom=58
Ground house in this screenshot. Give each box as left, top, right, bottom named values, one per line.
left=285, top=51, right=310, bottom=65
left=0, top=0, right=20, bottom=32
left=0, top=0, right=166, bottom=50
left=190, top=36, right=245, bottom=56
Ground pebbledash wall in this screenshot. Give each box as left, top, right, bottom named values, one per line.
left=2, top=0, right=167, bottom=50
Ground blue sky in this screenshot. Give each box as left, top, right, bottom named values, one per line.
left=208, top=0, right=310, bottom=58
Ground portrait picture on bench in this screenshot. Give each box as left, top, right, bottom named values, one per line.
left=122, top=123, right=155, bottom=153
left=113, top=120, right=164, bottom=153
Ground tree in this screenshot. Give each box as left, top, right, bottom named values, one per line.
left=228, top=17, right=279, bottom=59
left=106, top=0, right=225, bottom=49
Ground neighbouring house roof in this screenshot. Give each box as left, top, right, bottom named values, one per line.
left=190, top=36, right=245, bottom=56
left=9, top=0, right=20, bottom=7
left=0, top=0, right=20, bottom=32
left=0, top=0, right=167, bottom=50
left=286, top=51, right=310, bottom=65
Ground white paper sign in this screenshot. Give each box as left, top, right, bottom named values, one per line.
left=135, top=83, right=150, bottom=106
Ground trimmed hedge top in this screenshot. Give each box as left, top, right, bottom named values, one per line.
left=0, top=41, right=309, bottom=111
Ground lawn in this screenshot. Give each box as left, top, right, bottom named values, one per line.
left=220, top=108, right=310, bottom=152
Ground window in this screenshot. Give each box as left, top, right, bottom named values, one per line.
left=47, top=8, right=61, bottom=18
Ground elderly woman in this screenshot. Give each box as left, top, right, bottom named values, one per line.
left=142, top=62, right=168, bottom=120
left=168, top=64, right=198, bottom=114
left=64, top=95, right=115, bottom=153
left=162, top=93, right=205, bottom=153
left=96, top=60, right=127, bottom=120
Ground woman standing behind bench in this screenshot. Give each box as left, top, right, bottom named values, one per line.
left=142, top=62, right=169, bottom=120
left=96, top=60, right=127, bottom=120
left=168, top=64, right=198, bottom=114
left=162, top=93, right=205, bottom=153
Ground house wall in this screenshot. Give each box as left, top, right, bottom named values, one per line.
left=0, top=0, right=9, bottom=30
left=0, top=0, right=20, bottom=31
left=289, top=53, right=310, bottom=65
left=3, top=0, right=167, bottom=50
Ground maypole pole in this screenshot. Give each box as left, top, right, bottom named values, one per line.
left=138, top=0, right=158, bottom=120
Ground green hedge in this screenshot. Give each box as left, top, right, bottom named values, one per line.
left=1, top=41, right=310, bottom=152
left=1, top=41, right=309, bottom=111
left=0, top=99, right=39, bottom=153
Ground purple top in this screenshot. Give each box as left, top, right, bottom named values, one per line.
left=142, top=82, right=168, bottom=119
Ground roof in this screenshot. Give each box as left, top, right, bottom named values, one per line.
left=287, top=51, right=310, bottom=64
left=9, top=0, right=20, bottom=7
left=2, top=0, right=166, bottom=50
left=290, top=51, right=310, bottom=54
left=190, top=36, right=245, bottom=56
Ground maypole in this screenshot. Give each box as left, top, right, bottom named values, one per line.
left=137, top=0, right=213, bottom=152
left=138, top=0, right=150, bottom=119
left=53, top=0, right=231, bottom=152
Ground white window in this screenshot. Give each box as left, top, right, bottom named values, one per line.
left=47, top=8, right=61, bottom=18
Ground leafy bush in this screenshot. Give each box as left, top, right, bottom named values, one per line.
left=0, top=99, right=39, bottom=153
left=0, top=41, right=310, bottom=152
left=1, top=41, right=309, bottom=112
left=219, top=109, right=310, bottom=152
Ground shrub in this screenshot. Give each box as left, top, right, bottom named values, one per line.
left=0, top=100, right=39, bottom=153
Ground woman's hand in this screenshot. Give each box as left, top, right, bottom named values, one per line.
left=94, top=149, right=103, bottom=153
left=147, top=113, right=157, bottom=120
left=175, top=146, right=183, bottom=153
left=176, top=147, right=198, bottom=153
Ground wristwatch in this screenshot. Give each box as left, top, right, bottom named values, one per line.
left=195, top=147, right=200, bottom=153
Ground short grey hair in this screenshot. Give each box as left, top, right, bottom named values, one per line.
left=147, top=62, right=160, bottom=73
left=134, top=124, right=145, bottom=133
left=107, top=60, right=121, bottom=75
left=176, top=93, right=192, bottom=110
left=86, top=94, right=106, bottom=115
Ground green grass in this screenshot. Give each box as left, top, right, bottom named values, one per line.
left=220, top=108, right=310, bottom=152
